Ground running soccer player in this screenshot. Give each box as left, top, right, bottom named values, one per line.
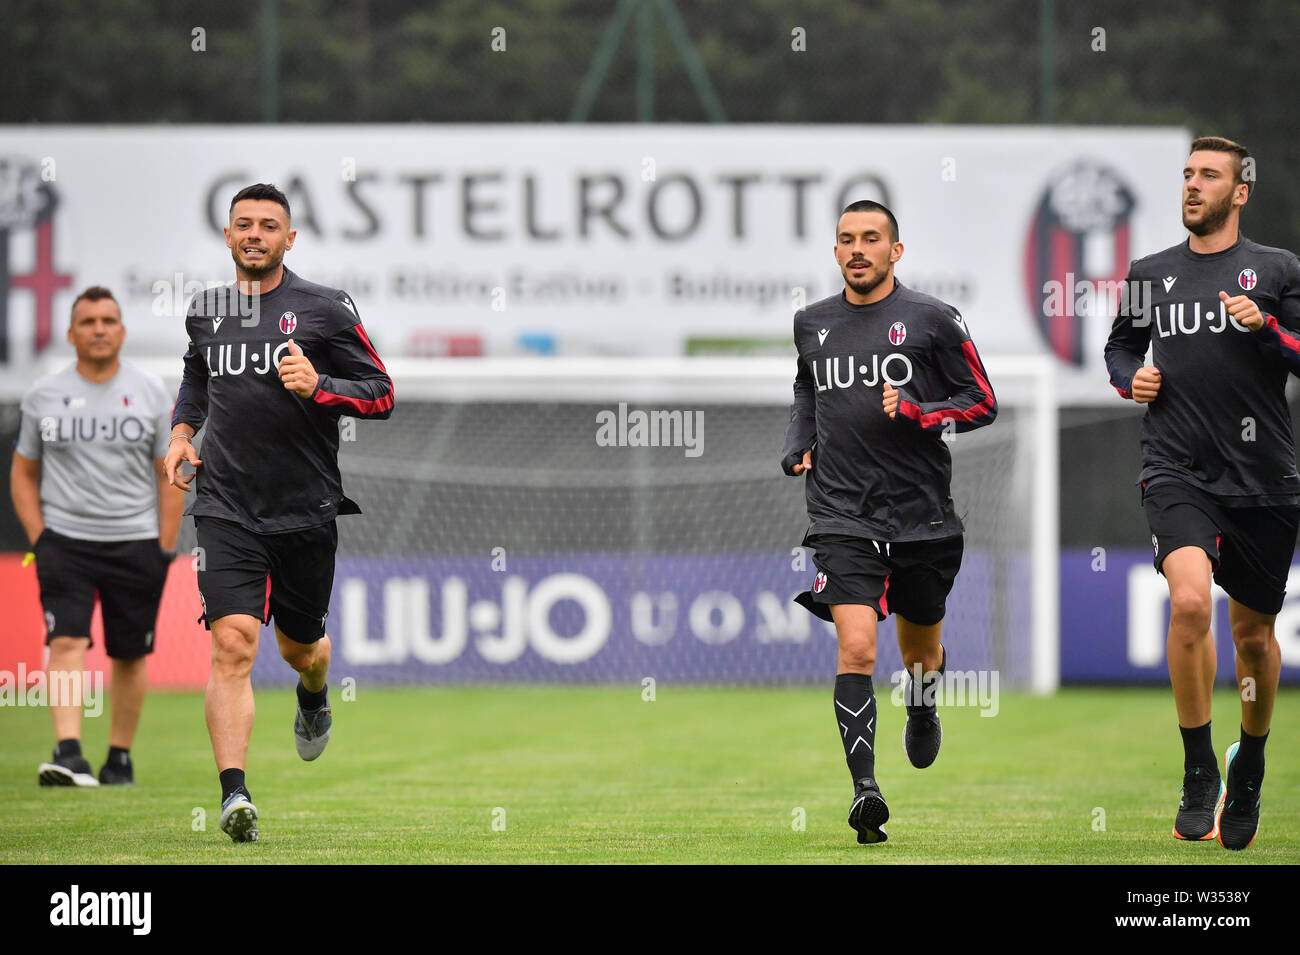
left=1105, top=137, right=1300, bottom=850
left=11, top=286, right=184, bottom=787
left=782, top=200, right=997, bottom=844
left=165, top=183, right=394, bottom=843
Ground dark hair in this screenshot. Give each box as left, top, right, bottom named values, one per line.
left=840, top=199, right=899, bottom=243
left=229, top=182, right=291, bottom=219
left=1190, top=136, right=1252, bottom=195
left=70, top=285, right=118, bottom=324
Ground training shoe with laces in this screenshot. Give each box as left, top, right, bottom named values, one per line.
left=294, top=700, right=332, bottom=761
left=902, top=647, right=946, bottom=769
left=1172, top=764, right=1224, bottom=840
left=220, top=790, right=259, bottom=843
left=97, top=751, right=134, bottom=786
left=848, top=777, right=889, bottom=844
left=38, top=749, right=99, bottom=787
left=1216, top=741, right=1261, bottom=851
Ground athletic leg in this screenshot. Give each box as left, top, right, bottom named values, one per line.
left=107, top=656, right=148, bottom=749
left=897, top=616, right=943, bottom=675
left=37, top=635, right=98, bottom=786
left=831, top=603, right=888, bottom=844
left=47, top=635, right=89, bottom=743
left=276, top=624, right=330, bottom=691
left=206, top=613, right=260, bottom=772
left=897, top=615, right=945, bottom=768
left=1163, top=546, right=1216, bottom=729
left=1216, top=599, right=1277, bottom=850
left=1161, top=545, right=1224, bottom=840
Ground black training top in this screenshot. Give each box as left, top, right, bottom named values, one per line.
left=1104, top=236, right=1300, bottom=504
left=171, top=267, right=395, bottom=533
left=781, top=282, right=998, bottom=541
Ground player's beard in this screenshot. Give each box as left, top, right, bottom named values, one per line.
left=232, top=245, right=286, bottom=282
left=1183, top=190, right=1233, bottom=237
left=844, top=262, right=889, bottom=297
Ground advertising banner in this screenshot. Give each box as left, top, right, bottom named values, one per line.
left=0, top=126, right=1189, bottom=402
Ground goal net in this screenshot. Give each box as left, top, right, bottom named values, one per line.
left=263, top=356, right=1058, bottom=692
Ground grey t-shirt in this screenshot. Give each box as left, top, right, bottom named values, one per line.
left=15, top=361, right=172, bottom=541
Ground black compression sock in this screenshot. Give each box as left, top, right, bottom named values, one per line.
left=834, top=673, right=877, bottom=782
left=55, top=738, right=82, bottom=759
left=1234, top=725, right=1267, bottom=779
left=1179, top=720, right=1216, bottom=774
left=297, top=679, right=327, bottom=711
left=219, top=768, right=247, bottom=802
left=106, top=746, right=130, bottom=765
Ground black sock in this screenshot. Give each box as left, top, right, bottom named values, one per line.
left=219, top=768, right=247, bottom=802
left=55, top=738, right=82, bottom=759
left=1234, top=725, right=1267, bottom=780
left=834, top=673, right=877, bottom=782
left=1179, top=720, right=1216, bottom=774
left=107, top=746, right=130, bottom=765
left=297, top=678, right=327, bottom=711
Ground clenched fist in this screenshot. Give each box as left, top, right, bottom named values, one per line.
left=1131, top=365, right=1162, bottom=404
left=278, top=338, right=319, bottom=398
left=1219, top=290, right=1264, bottom=331
left=882, top=383, right=899, bottom=419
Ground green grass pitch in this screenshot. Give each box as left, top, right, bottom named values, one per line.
left=2, top=686, right=1296, bottom=864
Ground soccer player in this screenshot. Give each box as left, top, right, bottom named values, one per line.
left=1105, top=137, right=1300, bottom=850
left=11, top=286, right=184, bottom=787
left=165, top=183, right=394, bottom=842
left=782, top=200, right=997, bottom=843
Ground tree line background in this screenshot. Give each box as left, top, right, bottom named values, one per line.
left=3, top=0, right=1297, bottom=249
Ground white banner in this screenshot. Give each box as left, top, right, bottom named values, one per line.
left=0, top=125, right=1188, bottom=401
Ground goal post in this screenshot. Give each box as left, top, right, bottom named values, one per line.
left=128, top=354, right=1060, bottom=693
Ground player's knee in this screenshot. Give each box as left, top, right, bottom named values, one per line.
left=1230, top=621, right=1274, bottom=663
left=1167, top=588, right=1212, bottom=635
left=47, top=636, right=89, bottom=663
left=278, top=639, right=317, bottom=671
left=838, top=639, right=876, bottom=672
left=210, top=624, right=258, bottom=674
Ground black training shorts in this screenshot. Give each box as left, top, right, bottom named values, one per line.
left=794, top=533, right=964, bottom=626
left=194, top=517, right=338, bottom=643
left=34, top=529, right=169, bottom=658
left=1143, top=479, right=1300, bottom=615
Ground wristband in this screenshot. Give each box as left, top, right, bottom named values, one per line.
left=169, top=433, right=193, bottom=444
left=160, top=549, right=178, bottom=562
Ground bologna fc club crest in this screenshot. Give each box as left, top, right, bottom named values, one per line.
left=813, top=571, right=828, bottom=594
left=279, top=311, right=297, bottom=335
left=1023, top=161, right=1136, bottom=366
left=1239, top=269, right=1257, bottom=291
left=0, top=156, right=74, bottom=364
left=888, top=321, right=907, bottom=346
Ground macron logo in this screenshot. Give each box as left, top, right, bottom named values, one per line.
left=212, top=315, right=224, bottom=334
left=817, top=328, right=829, bottom=346
left=49, top=885, right=151, bottom=936
left=1162, top=276, right=1177, bottom=292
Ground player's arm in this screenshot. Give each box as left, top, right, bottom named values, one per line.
left=1104, top=270, right=1159, bottom=401
left=281, top=295, right=395, bottom=419
left=9, top=452, right=43, bottom=547
left=166, top=337, right=207, bottom=490
left=1231, top=256, right=1300, bottom=375
left=781, top=325, right=816, bottom=475
left=889, top=313, right=997, bottom=434
left=11, top=399, right=46, bottom=546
